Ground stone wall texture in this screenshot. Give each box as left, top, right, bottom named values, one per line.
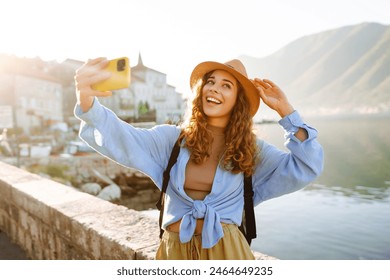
left=0, top=161, right=275, bottom=260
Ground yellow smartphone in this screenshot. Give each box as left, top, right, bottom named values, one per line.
left=92, top=57, right=131, bottom=91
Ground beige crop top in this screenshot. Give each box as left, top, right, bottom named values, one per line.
left=184, top=125, right=226, bottom=200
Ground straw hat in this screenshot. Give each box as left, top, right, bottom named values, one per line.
left=190, top=59, right=260, bottom=116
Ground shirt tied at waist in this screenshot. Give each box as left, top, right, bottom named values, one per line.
left=179, top=200, right=224, bottom=248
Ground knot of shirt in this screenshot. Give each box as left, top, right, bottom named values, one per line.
left=179, top=200, right=224, bottom=248
left=192, top=200, right=207, bottom=219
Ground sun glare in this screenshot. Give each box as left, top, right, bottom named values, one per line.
left=1, top=0, right=389, bottom=93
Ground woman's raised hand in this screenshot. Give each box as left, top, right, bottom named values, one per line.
left=74, top=57, right=112, bottom=112
left=251, top=78, right=294, bottom=118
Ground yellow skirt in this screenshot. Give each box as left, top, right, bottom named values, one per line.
left=156, top=224, right=255, bottom=260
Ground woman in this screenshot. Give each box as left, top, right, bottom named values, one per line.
left=74, top=57, right=323, bottom=260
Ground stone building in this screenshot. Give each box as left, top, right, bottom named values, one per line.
left=0, top=54, right=184, bottom=136
left=99, top=54, right=184, bottom=124
left=0, top=55, right=63, bottom=134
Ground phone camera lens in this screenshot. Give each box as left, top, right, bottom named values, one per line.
left=117, top=59, right=126, bottom=71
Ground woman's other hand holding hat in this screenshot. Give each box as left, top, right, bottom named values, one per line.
left=252, top=78, right=308, bottom=141
left=251, top=78, right=294, bottom=118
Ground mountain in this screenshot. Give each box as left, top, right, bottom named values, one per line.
left=240, top=22, right=390, bottom=119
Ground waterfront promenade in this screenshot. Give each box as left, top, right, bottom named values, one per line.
left=0, top=161, right=275, bottom=260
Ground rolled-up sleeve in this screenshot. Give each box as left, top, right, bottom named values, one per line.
left=74, top=98, right=180, bottom=188
left=253, top=111, right=324, bottom=205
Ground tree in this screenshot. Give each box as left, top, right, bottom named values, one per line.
left=138, top=101, right=148, bottom=115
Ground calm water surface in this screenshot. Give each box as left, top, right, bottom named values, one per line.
left=252, top=117, right=390, bottom=259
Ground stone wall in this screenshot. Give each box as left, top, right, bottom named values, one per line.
left=3, top=155, right=162, bottom=211
left=0, top=161, right=160, bottom=259
left=0, top=161, right=274, bottom=260
left=2, top=153, right=160, bottom=211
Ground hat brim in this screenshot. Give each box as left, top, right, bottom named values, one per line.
left=190, top=61, right=260, bottom=117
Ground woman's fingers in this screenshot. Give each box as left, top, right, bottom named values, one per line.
left=76, top=70, right=110, bottom=85
left=251, top=79, right=267, bottom=100
left=75, top=58, right=112, bottom=94
left=76, top=58, right=109, bottom=79
left=86, top=71, right=111, bottom=87
left=87, top=57, right=108, bottom=66
left=253, top=78, right=275, bottom=89
left=251, top=79, right=265, bottom=90
left=262, top=79, right=278, bottom=88
left=257, top=86, right=268, bottom=99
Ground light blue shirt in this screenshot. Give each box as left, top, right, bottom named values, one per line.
left=74, top=99, right=324, bottom=248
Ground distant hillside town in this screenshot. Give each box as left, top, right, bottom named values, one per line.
left=0, top=53, right=185, bottom=132
left=0, top=53, right=185, bottom=158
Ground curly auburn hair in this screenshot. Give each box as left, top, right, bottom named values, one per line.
left=180, top=71, right=259, bottom=176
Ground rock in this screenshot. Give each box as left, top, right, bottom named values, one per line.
left=81, top=182, right=102, bottom=195
left=119, top=185, right=137, bottom=196
left=97, top=184, right=121, bottom=201
left=91, top=168, right=116, bottom=185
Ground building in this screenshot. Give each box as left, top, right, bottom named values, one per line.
left=99, top=54, right=184, bottom=124
left=0, top=54, right=185, bottom=136
left=53, top=58, right=83, bottom=124
left=0, top=55, right=64, bottom=134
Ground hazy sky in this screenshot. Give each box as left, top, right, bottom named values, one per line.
left=1, top=0, right=389, bottom=93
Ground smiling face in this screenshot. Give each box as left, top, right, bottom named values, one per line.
left=201, top=70, right=239, bottom=127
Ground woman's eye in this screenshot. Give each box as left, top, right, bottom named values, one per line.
left=223, top=84, right=231, bottom=89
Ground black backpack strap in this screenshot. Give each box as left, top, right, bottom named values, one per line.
left=156, top=139, right=181, bottom=239
left=243, top=175, right=256, bottom=245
